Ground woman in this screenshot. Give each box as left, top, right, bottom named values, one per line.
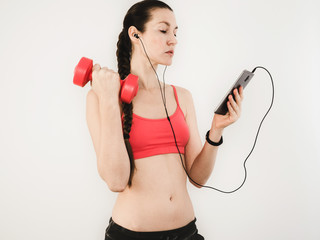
left=86, top=0, right=244, bottom=239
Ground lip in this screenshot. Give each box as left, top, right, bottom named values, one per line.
left=165, top=50, right=174, bottom=56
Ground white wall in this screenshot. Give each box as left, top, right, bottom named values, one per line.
left=1, top=0, right=319, bottom=239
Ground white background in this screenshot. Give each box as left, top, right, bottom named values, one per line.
left=1, top=0, right=319, bottom=239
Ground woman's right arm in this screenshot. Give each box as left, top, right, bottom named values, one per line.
left=86, top=72, right=130, bottom=192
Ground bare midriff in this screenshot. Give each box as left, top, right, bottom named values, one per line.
left=111, top=153, right=195, bottom=231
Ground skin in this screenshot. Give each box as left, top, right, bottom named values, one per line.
left=88, top=8, right=244, bottom=231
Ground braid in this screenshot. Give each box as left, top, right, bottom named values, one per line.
left=117, top=30, right=131, bottom=80
left=116, top=0, right=174, bottom=187
left=117, top=29, right=135, bottom=187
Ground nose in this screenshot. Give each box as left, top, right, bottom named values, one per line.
left=168, top=33, right=178, bottom=46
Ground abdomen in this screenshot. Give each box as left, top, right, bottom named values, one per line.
left=111, top=153, right=195, bottom=231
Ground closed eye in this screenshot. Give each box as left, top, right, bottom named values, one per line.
left=160, top=30, right=177, bottom=37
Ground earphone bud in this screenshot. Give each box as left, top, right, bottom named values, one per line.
left=134, top=33, right=139, bottom=39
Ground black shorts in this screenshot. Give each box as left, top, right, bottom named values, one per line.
left=105, top=217, right=205, bottom=240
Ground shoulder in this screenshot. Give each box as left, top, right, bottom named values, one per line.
left=172, top=85, right=193, bottom=104
left=171, top=85, right=194, bottom=116
left=172, top=85, right=193, bottom=101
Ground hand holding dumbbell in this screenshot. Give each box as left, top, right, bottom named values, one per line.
left=73, top=57, right=139, bottom=103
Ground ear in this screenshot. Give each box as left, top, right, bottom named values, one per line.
left=128, top=26, right=140, bottom=42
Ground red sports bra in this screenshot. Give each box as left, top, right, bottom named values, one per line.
left=122, top=85, right=190, bottom=160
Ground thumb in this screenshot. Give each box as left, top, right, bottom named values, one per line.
left=92, top=63, right=101, bottom=72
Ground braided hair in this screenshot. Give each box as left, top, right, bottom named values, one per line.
left=116, top=0, right=173, bottom=187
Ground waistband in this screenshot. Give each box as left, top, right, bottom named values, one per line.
left=108, top=217, right=198, bottom=239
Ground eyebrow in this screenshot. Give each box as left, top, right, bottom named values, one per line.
left=158, top=21, right=178, bottom=29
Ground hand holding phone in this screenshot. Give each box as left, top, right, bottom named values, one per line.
left=214, top=70, right=254, bottom=115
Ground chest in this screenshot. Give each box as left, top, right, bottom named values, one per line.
left=131, top=86, right=185, bottom=119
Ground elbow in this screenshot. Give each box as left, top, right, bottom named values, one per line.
left=103, top=175, right=129, bottom=192
left=189, top=177, right=205, bottom=189
left=99, top=170, right=129, bottom=193
left=97, top=158, right=130, bottom=192
left=108, top=182, right=127, bottom=192
left=188, top=168, right=204, bottom=188
left=190, top=180, right=203, bottom=189
left=103, top=176, right=128, bottom=192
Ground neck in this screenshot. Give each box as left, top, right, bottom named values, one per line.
left=130, top=52, right=164, bottom=91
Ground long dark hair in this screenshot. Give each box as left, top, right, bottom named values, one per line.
left=116, top=0, right=173, bottom=187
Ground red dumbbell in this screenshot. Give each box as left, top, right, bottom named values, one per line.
left=73, top=57, right=139, bottom=103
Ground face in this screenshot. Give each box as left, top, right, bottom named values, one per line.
left=139, top=8, right=178, bottom=66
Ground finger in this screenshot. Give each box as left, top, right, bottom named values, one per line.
left=92, top=64, right=101, bottom=72
left=239, top=85, right=244, bottom=99
left=233, top=88, right=242, bottom=106
left=228, top=100, right=240, bottom=122
left=91, top=64, right=101, bottom=83
left=101, top=66, right=109, bottom=71
left=227, top=101, right=237, bottom=117
left=228, top=94, right=240, bottom=113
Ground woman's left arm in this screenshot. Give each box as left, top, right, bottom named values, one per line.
left=183, top=86, right=244, bottom=188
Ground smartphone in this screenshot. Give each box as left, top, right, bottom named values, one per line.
left=214, top=69, right=254, bottom=115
